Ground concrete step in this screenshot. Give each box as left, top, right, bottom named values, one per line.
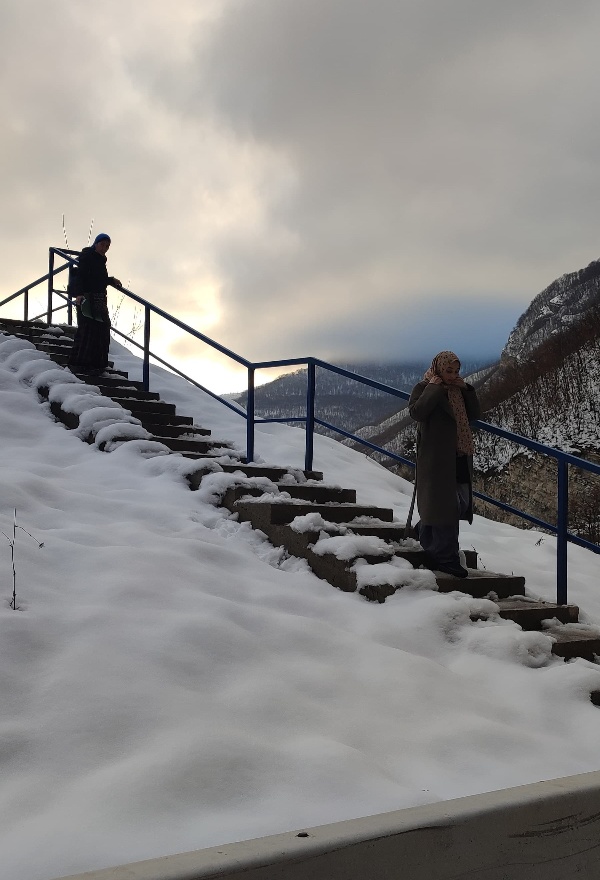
left=137, top=412, right=193, bottom=426
left=179, top=451, right=248, bottom=462
left=219, top=463, right=323, bottom=482
left=99, top=367, right=128, bottom=378
left=281, top=484, right=356, bottom=503
left=390, top=547, right=478, bottom=570
left=234, top=499, right=395, bottom=530
left=223, top=484, right=356, bottom=508
left=346, top=523, right=412, bottom=540
left=143, top=423, right=211, bottom=438
left=307, top=545, right=393, bottom=593
left=435, top=570, right=526, bottom=599
left=48, top=401, right=79, bottom=430
left=150, top=436, right=231, bottom=454
left=0, top=319, right=49, bottom=335
left=114, top=399, right=176, bottom=416
left=496, top=598, right=579, bottom=629
left=72, top=373, right=146, bottom=391
left=44, top=351, right=118, bottom=371
left=68, top=371, right=156, bottom=398
left=358, top=570, right=526, bottom=604
left=42, top=351, right=70, bottom=364
left=185, top=463, right=323, bottom=491
left=548, top=629, right=600, bottom=662
left=10, top=331, right=71, bottom=346
left=100, top=388, right=162, bottom=403
left=317, top=521, right=478, bottom=568
left=30, top=340, right=72, bottom=353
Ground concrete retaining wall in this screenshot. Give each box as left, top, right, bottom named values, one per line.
left=53, top=769, right=600, bottom=880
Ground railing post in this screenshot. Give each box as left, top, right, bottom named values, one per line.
left=47, top=249, right=54, bottom=324
left=557, top=458, right=568, bottom=605
left=23, top=289, right=29, bottom=323
left=67, top=261, right=77, bottom=326
left=305, top=359, right=316, bottom=471
left=246, top=366, right=255, bottom=463
left=142, top=305, right=151, bottom=391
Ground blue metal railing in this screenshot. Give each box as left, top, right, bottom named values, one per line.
left=1, top=246, right=599, bottom=606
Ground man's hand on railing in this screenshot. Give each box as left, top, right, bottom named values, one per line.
left=109, top=277, right=123, bottom=289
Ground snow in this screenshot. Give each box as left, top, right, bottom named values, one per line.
left=352, top=556, right=437, bottom=591
left=289, top=512, right=341, bottom=533
left=476, top=339, right=600, bottom=471
left=0, top=331, right=599, bottom=880
left=312, top=534, right=393, bottom=560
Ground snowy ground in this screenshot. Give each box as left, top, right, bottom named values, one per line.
left=0, top=333, right=599, bottom=880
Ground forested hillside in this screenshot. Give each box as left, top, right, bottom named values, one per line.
left=474, top=307, right=600, bottom=542
left=503, top=259, right=600, bottom=360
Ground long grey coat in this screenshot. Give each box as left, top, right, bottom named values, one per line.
left=408, top=380, right=480, bottom=526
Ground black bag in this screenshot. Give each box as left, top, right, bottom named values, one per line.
left=67, top=263, right=80, bottom=300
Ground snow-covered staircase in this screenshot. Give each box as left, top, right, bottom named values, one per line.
left=2, top=316, right=599, bottom=666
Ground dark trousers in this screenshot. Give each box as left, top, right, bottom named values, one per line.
left=417, top=483, right=470, bottom=567
left=68, top=312, right=110, bottom=372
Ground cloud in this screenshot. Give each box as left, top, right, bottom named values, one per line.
left=183, top=0, right=600, bottom=359
left=2, top=0, right=600, bottom=388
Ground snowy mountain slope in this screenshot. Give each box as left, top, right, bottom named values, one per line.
left=0, top=334, right=599, bottom=880
left=477, top=335, right=600, bottom=472
left=503, top=259, right=600, bottom=362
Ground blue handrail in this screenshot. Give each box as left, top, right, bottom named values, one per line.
left=1, top=246, right=599, bottom=606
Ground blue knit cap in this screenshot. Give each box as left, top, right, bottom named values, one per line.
left=93, top=233, right=111, bottom=246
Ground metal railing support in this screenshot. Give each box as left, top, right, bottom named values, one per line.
left=557, top=459, right=569, bottom=605
left=142, top=305, right=151, bottom=391
left=23, top=289, right=29, bottom=323
left=246, top=366, right=255, bottom=462
left=305, top=360, right=316, bottom=471
left=47, top=249, right=54, bottom=324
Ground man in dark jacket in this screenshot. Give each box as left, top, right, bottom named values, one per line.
left=68, top=233, right=121, bottom=375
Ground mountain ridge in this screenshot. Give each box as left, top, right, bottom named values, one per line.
left=233, top=359, right=492, bottom=437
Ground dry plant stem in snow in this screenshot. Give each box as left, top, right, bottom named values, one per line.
left=2, top=508, right=44, bottom=610
left=110, top=291, right=141, bottom=342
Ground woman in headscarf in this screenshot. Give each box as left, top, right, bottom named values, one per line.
left=408, top=351, right=480, bottom=578
left=68, top=233, right=121, bottom=375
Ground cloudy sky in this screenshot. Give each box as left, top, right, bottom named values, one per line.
left=2, top=0, right=600, bottom=391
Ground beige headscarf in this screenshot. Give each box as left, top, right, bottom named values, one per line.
left=424, top=351, right=474, bottom=455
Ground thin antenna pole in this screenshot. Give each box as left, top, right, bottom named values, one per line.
left=62, top=214, right=69, bottom=249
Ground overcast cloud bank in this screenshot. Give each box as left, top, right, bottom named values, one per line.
left=3, top=0, right=600, bottom=387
